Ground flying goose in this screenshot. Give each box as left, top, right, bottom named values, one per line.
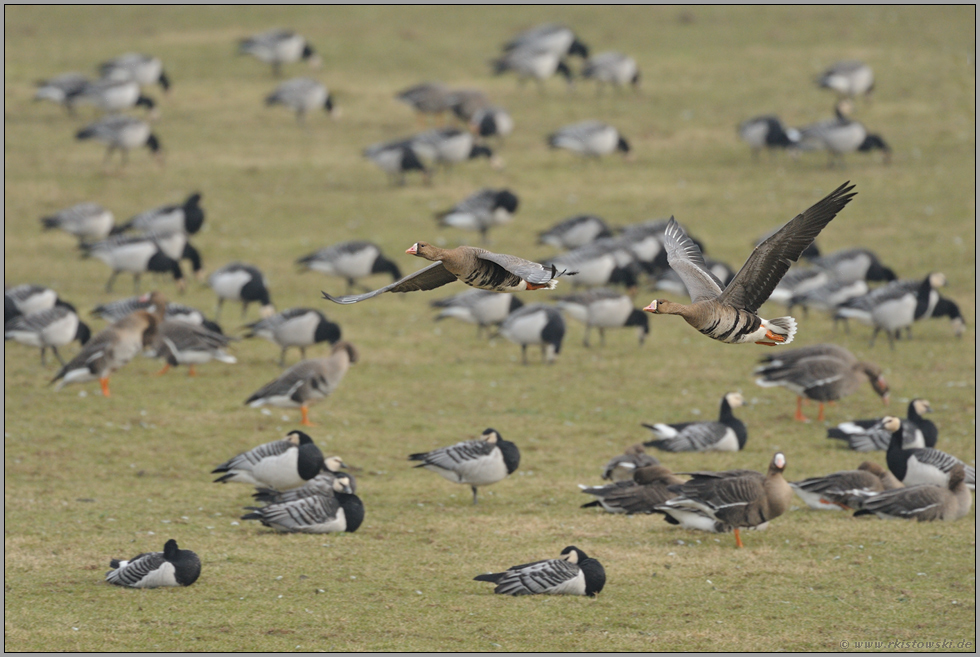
left=41, top=202, right=115, bottom=242
left=243, top=307, right=341, bottom=366
left=34, top=72, right=90, bottom=113
left=491, top=46, right=574, bottom=89
left=396, top=82, right=454, bottom=123
left=239, top=29, right=320, bottom=76
left=105, top=539, right=200, bottom=588
left=754, top=343, right=889, bottom=421
left=208, top=262, right=274, bottom=321
left=4, top=303, right=91, bottom=366
left=580, top=465, right=683, bottom=514
left=852, top=465, right=971, bottom=521
left=538, top=215, right=612, bottom=250
left=68, top=78, right=156, bottom=115
left=548, top=121, right=631, bottom=159
left=409, top=428, right=520, bottom=504
left=827, top=399, right=937, bottom=452
left=75, top=115, right=162, bottom=168
left=99, top=53, right=171, bottom=93
left=600, top=444, right=660, bottom=482
left=149, top=320, right=237, bottom=376
left=244, top=341, right=358, bottom=426
left=644, top=182, right=857, bottom=346
left=502, top=23, right=589, bottom=58
left=656, top=453, right=792, bottom=548
left=435, top=188, right=519, bottom=244
left=796, top=102, right=890, bottom=166
left=251, top=455, right=351, bottom=503
left=582, top=52, right=640, bottom=91
left=789, top=461, right=903, bottom=510
left=82, top=234, right=185, bottom=293
left=817, top=61, right=874, bottom=99
left=642, top=392, right=747, bottom=452
left=883, top=416, right=975, bottom=490
left=297, top=240, right=402, bottom=295
left=737, top=115, right=801, bottom=160
left=212, top=430, right=325, bottom=490
left=554, top=288, right=649, bottom=346
left=499, top=304, right=566, bottom=364
left=242, top=473, right=364, bottom=533
left=430, top=289, right=523, bottom=338
left=266, top=77, right=336, bottom=123
left=474, top=546, right=605, bottom=597
left=322, top=243, right=572, bottom=304
left=115, top=192, right=205, bottom=236
left=362, top=139, right=430, bottom=186
left=5, top=284, right=59, bottom=322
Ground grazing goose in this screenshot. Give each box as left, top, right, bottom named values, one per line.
left=927, top=296, right=966, bottom=337
left=252, top=455, right=351, bottom=503
left=91, top=296, right=220, bottom=332
left=34, top=72, right=90, bottom=113
left=99, top=53, right=171, bottom=93
left=115, top=192, right=205, bottom=236
left=503, top=23, right=589, bottom=58
left=582, top=52, right=640, bottom=91
left=4, top=303, right=92, bottom=366
left=431, top=289, right=523, bottom=338
left=213, top=430, right=324, bottom=490
left=239, top=29, right=320, bottom=76
left=538, top=215, right=612, bottom=250
left=543, top=238, right=640, bottom=289
left=242, top=473, right=364, bottom=533
left=738, top=115, right=801, bottom=159
left=68, top=78, right=156, bottom=115
left=754, top=343, right=889, bottom=421
left=435, top=189, right=519, bottom=244
left=469, top=106, right=514, bottom=140
left=644, top=182, right=858, bottom=346
left=827, top=399, right=937, bottom=452
left=448, top=88, right=492, bottom=122
left=362, top=139, right=430, bottom=186
left=208, top=262, right=274, bottom=321
left=41, top=202, right=115, bottom=242
left=265, top=77, right=336, bottom=123
left=810, top=247, right=896, bottom=285
left=555, top=288, right=648, bottom=346
left=149, top=320, right=237, bottom=376
left=396, top=82, right=453, bottom=123
left=322, top=242, right=572, bottom=304
left=409, top=129, right=496, bottom=170
left=786, top=278, right=869, bottom=315
left=883, top=416, right=975, bottom=490
left=789, top=461, right=903, bottom=510
left=817, top=60, right=874, bottom=99
left=657, top=453, right=792, bottom=547
left=105, top=539, right=200, bottom=588
left=600, top=444, right=660, bottom=482
left=491, top=46, right=574, bottom=89
left=836, top=273, right=947, bottom=349
left=409, top=428, right=520, bottom=504
left=243, top=307, right=341, bottom=366
left=642, top=392, right=747, bottom=452
left=82, top=234, right=185, bottom=293
left=499, top=304, right=565, bottom=364
left=796, top=102, right=891, bottom=166
left=75, top=115, right=162, bottom=168
left=853, top=465, right=971, bottom=521
left=580, top=465, right=682, bottom=514
left=4, top=284, right=59, bottom=322
left=244, top=341, right=358, bottom=426
left=547, top=121, right=631, bottom=159
left=298, top=241, right=402, bottom=294
left=474, top=546, right=605, bottom=597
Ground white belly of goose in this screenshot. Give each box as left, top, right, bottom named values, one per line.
left=210, top=270, right=252, bottom=299
left=237, top=449, right=304, bottom=490
left=326, top=247, right=379, bottom=278
left=108, top=560, right=179, bottom=588
left=115, top=121, right=152, bottom=149
left=425, top=449, right=509, bottom=487
left=275, top=313, right=322, bottom=347
left=501, top=310, right=549, bottom=346
left=40, top=311, right=80, bottom=347
left=822, top=122, right=867, bottom=153
left=93, top=241, right=157, bottom=272
left=789, top=485, right=845, bottom=511
left=587, top=297, right=633, bottom=327
left=564, top=255, right=616, bottom=287
left=870, top=295, right=916, bottom=331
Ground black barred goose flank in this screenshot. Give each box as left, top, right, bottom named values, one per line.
left=430, top=289, right=523, bottom=338
left=243, top=308, right=341, bottom=366
left=789, top=461, right=903, bottom=511
left=827, top=399, right=937, bottom=452
left=5, top=285, right=59, bottom=322
left=817, top=60, right=875, bottom=99
left=362, top=139, right=430, bottom=186
left=266, top=77, right=336, bottom=123
left=643, top=393, right=747, bottom=452
left=82, top=234, right=185, bottom=294
left=834, top=273, right=946, bottom=349
left=580, top=465, right=683, bottom=514
left=852, top=465, right=971, bottom=522
left=555, top=288, right=649, bottom=346
left=213, top=430, right=324, bottom=490
left=538, top=215, right=612, bottom=250
left=75, top=115, right=162, bottom=168
left=105, top=539, right=200, bottom=588
left=297, top=241, right=403, bottom=294
left=436, top=189, right=518, bottom=244
left=409, top=428, right=520, bottom=504
left=474, top=546, right=605, bottom=597
left=209, top=262, right=273, bottom=321
left=491, top=47, right=574, bottom=89
left=601, top=444, right=660, bottom=482
left=149, top=320, right=237, bottom=375
left=68, top=78, right=156, bottom=115
left=242, top=474, right=364, bottom=533
left=4, top=303, right=91, bottom=366
left=499, top=304, right=565, bottom=365
left=239, top=29, right=320, bottom=76
left=883, top=416, right=975, bottom=490
left=548, top=121, right=631, bottom=158
left=738, top=115, right=800, bottom=159
left=252, top=456, right=351, bottom=503
left=41, top=202, right=115, bottom=242
left=99, top=53, right=171, bottom=92
left=115, top=193, right=204, bottom=236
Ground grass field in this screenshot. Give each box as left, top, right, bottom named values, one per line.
left=3, top=6, right=976, bottom=652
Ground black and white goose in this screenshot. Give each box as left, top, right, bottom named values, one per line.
left=105, top=539, right=200, bottom=588
left=469, top=106, right=514, bottom=140
left=827, top=399, right=937, bottom=452
left=738, top=115, right=800, bottom=159
left=789, top=461, right=904, bottom=511
left=538, top=215, right=612, bottom=250
left=68, top=78, right=156, bottom=115
left=884, top=416, right=975, bottom=490
left=435, top=188, right=519, bottom=244
left=242, top=473, right=363, bottom=533
left=835, top=273, right=947, bottom=349
left=474, top=546, right=605, bottom=597
left=810, top=247, right=897, bottom=285
left=34, top=72, right=90, bottom=113
left=431, top=289, right=523, bottom=338
left=409, top=428, right=520, bottom=504
left=582, top=51, right=640, bottom=91
left=502, top=23, right=589, bottom=59
left=213, top=430, right=325, bottom=490
left=548, top=121, right=631, bottom=159
left=208, top=262, right=274, bottom=321
left=266, top=77, right=337, bottom=123
left=852, top=465, right=972, bottom=522
left=600, top=444, right=660, bottom=482
left=396, top=82, right=453, bottom=123
left=491, top=46, right=574, bottom=89
left=555, top=288, right=649, bottom=346
left=75, top=115, right=162, bottom=168
left=817, top=60, right=874, bottom=100
left=409, top=128, right=496, bottom=170
left=580, top=465, right=683, bottom=514
left=99, top=53, right=171, bottom=93
left=643, top=392, right=747, bottom=452
left=362, top=139, right=430, bottom=186
left=41, top=202, right=115, bottom=242
left=91, top=296, right=221, bottom=332
left=543, top=238, right=640, bottom=290
left=239, top=29, right=320, bottom=76
left=149, top=320, right=237, bottom=376
left=297, top=241, right=402, bottom=294
left=115, top=192, right=205, bottom=236
left=926, top=296, right=966, bottom=338
left=5, top=284, right=59, bottom=322
left=83, top=234, right=185, bottom=293
left=251, top=455, right=351, bottom=503
left=499, top=304, right=565, bottom=365
left=243, top=307, right=341, bottom=366
left=4, top=303, right=91, bottom=366
left=796, top=101, right=891, bottom=166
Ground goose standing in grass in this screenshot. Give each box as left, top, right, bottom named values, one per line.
left=644, top=182, right=857, bottom=346
left=834, top=273, right=946, bottom=349
left=149, top=320, right=237, bottom=376
left=114, top=192, right=205, bottom=236
left=265, top=77, right=337, bottom=123
left=243, top=307, right=341, bottom=366
left=547, top=121, right=631, bottom=159
left=4, top=285, right=59, bottom=322
left=40, top=202, right=115, bottom=242
left=99, top=53, right=171, bottom=93
left=502, top=23, right=590, bottom=59
left=430, top=289, right=523, bottom=338
left=754, top=343, right=889, bottom=421
left=251, top=455, right=351, bottom=503
left=474, top=546, right=605, bottom=597
left=796, top=101, right=891, bottom=166
left=34, top=72, right=90, bottom=113
left=789, top=461, right=903, bottom=510
left=642, top=393, right=747, bottom=452
left=208, top=262, right=274, bottom=321
left=91, top=296, right=221, bottom=333
left=543, top=238, right=640, bottom=290
left=239, top=29, right=320, bottom=76
left=555, top=288, right=649, bottom=346
left=322, top=242, right=572, bottom=304
left=4, top=303, right=91, bottom=366
left=105, top=539, right=200, bottom=588
left=738, top=115, right=800, bottom=160
left=396, top=82, right=453, bottom=124
left=435, top=188, right=519, bottom=244
left=827, top=399, right=937, bottom=452
left=538, top=215, right=612, bottom=250
left=362, top=140, right=430, bottom=186
left=883, top=416, right=975, bottom=490
left=242, top=473, right=364, bottom=533
left=213, top=430, right=325, bottom=490
left=469, top=106, right=514, bottom=140
left=600, top=444, right=660, bottom=482
left=409, top=428, right=520, bottom=504
left=298, top=241, right=403, bottom=294
left=817, top=61, right=874, bottom=100
left=491, top=46, right=574, bottom=90
left=499, top=304, right=565, bottom=365
left=409, top=128, right=497, bottom=171
left=582, top=52, right=640, bottom=92
left=852, top=465, right=971, bottom=521
left=448, top=88, right=492, bottom=123
left=83, top=234, right=185, bottom=294
left=75, top=115, right=162, bottom=168
left=810, top=247, right=897, bottom=285
left=580, top=465, right=683, bottom=514
left=244, top=341, right=358, bottom=426
left=68, top=78, right=157, bottom=115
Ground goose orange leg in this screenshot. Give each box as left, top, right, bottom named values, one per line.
left=817, top=403, right=826, bottom=421
left=794, top=397, right=807, bottom=421
left=733, top=527, right=744, bottom=549
left=300, top=405, right=315, bottom=427
left=187, top=365, right=197, bottom=377
left=155, top=364, right=171, bottom=376
left=99, top=377, right=111, bottom=397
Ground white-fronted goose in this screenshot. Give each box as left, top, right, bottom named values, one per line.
left=409, top=428, right=520, bottom=504
left=41, top=202, right=115, bottom=242
left=582, top=52, right=640, bottom=91
left=149, top=320, right=236, bottom=376
left=208, top=262, right=274, bottom=321
left=244, top=307, right=341, bottom=366
left=499, top=304, right=565, bottom=364
left=644, top=182, right=857, bottom=346
left=99, top=53, right=171, bottom=93
left=580, top=465, right=682, bottom=514
left=435, top=189, right=519, bottom=244
left=827, top=399, right=937, bottom=451
left=322, top=243, right=572, bottom=304
left=4, top=303, right=91, bottom=366
left=431, top=289, right=523, bottom=338
left=298, top=240, right=402, bottom=295
left=503, top=23, right=589, bottom=58
left=396, top=82, right=453, bottom=124
left=239, top=29, right=320, bottom=76
left=213, top=430, right=324, bottom=490
left=105, top=539, right=200, bottom=588
left=34, top=72, right=90, bottom=113
left=69, top=78, right=156, bottom=115
left=75, top=115, right=162, bottom=168
left=362, top=139, right=430, bottom=186
left=83, top=234, right=185, bottom=293
left=474, top=546, right=604, bottom=597
left=538, top=215, right=612, bottom=250
left=244, top=341, right=357, bottom=426
left=796, top=102, right=890, bottom=166
left=555, top=288, right=648, bottom=346
left=115, top=192, right=205, bottom=236
left=491, top=46, right=574, bottom=89
left=251, top=455, right=351, bottom=503
left=266, top=77, right=336, bottom=123
left=883, top=416, right=975, bottom=490
left=817, top=60, right=874, bottom=99
left=754, top=343, right=889, bottom=421
left=600, top=444, right=660, bottom=482
left=790, top=461, right=903, bottom=510
left=652, top=256, right=737, bottom=300
left=242, top=473, right=364, bottom=533
left=738, top=115, right=800, bottom=160
left=5, top=284, right=59, bottom=322
left=548, top=121, right=631, bottom=159
left=643, top=393, right=747, bottom=452
left=853, top=464, right=971, bottom=521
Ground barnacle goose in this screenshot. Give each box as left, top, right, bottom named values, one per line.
left=409, top=428, right=520, bottom=504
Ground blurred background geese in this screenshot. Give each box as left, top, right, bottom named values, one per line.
left=114, top=192, right=205, bottom=236
left=243, top=307, right=341, bottom=366
left=396, top=82, right=453, bottom=125
left=436, top=188, right=519, bottom=243
left=491, top=46, right=574, bottom=90
left=502, top=23, right=589, bottom=59
left=817, top=60, right=874, bottom=100
left=105, top=539, right=200, bottom=588
left=92, top=296, right=221, bottom=333
left=547, top=121, right=631, bottom=159
left=469, top=106, right=514, bottom=140
left=738, top=115, right=800, bottom=160
left=149, top=320, right=237, bottom=376
left=82, top=234, right=185, bottom=293
left=4, top=302, right=91, bottom=365
left=795, top=101, right=891, bottom=166
left=789, top=461, right=903, bottom=510
left=99, top=53, right=171, bottom=93
left=582, top=52, right=640, bottom=92
left=430, top=289, right=523, bottom=338
left=408, top=128, right=496, bottom=172
left=852, top=465, right=971, bottom=522
left=242, top=473, right=364, bottom=533
left=600, top=444, right=660, bottom=482
left=5, top=284, right=60, bottom=322
left=34, top=72, right=90, bottom=114
left=409, top=428, right=520, bottom=504
left=208, top=262, right=274, bottom=320
left=554, top=288, right=648, bottom=346
left=68, top=78, right=157, bottom=115
left=239, top=29, right=320, bottom=76
left=827, top=398, right=937, bottom=452
left=298, top=240, right=403, bottom=294
left=75, top=115, right=162, bottom=168
left=498, top=304, right=565, bottom=365
left=212, top=430, right=325, bottom=490
left=474, top=546, right=605, bottom=597
left=362, top=139, right=430, bottom=186
left=642, top=392, right=747, bottom=452
left=265, top=77, right=337, bottom=123
left=41, top=202, right=115, bottom=242
left=580, top=465, right=683, bottom=514
left=538, top=214, right=612, bottom=250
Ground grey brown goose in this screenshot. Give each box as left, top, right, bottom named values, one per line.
left=474, top=546, right=605, bottom=597
left=642, top=392, right=747, bottom=452
left=212, top=430, right=324, bottom=490
left=600, top=444, right=660, bottom=482
left=852, top=465, right=971, bottom=521
left=580, top=465, right=683, bottom=514
left=149, top=320, right=237, bottom=376
left=827, top=399, right=937, bottom=451
left=396, top=82, right=453, bottom=124
left=790, top=461, right=903, bottom=511
left=754, top=343, right=889, bottom=421
left=322, top=243, right=572, bottom=304
left=883, top=416, right=975, bottom=490
left=644, top=182, right=857, bottom=346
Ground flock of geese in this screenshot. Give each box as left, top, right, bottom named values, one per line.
left=8, top=18, right=972, bottom=597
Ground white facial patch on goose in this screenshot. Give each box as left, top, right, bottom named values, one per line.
left=774, top=453, right=786, bottom=469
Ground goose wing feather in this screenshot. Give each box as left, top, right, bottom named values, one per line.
left=322, top=262, right=458, bottom=304
left=662, top=218, right=725, bottom=302
left=477, top=251, right=561, bottom=285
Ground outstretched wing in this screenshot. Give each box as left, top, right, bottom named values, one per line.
left=477, top=251, right=568, bottom=285
left=662, top=218, right=726, bottom=303
left=322, top=262, right=459, bottom=304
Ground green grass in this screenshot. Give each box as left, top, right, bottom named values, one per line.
left=4, top=6, right=976, bottom=652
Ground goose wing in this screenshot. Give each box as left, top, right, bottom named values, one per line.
left=410, top=438, right=495, bottom=471
left=477, top=251, right=565, bottom=285
left=321, top=262, right=458, bottom=304
left=489, top=558, right=580, bottom=595
left=662, top=218, right=726, bottom=302
left=858, top=485, right=947, bottom=520
left=648, top=421, right=729, bottom=452
left=214, top=438, right=294, bottom=472
left=246, top=493, right=340, bottom=531
left=719, top=182, right=857, bottom=312
left=106, top=551, right=167, bottom=587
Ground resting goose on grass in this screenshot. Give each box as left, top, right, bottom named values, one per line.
left=252, top=455, right=351, bottom=503
left=852, top=465, right=971, bottom=521
left=83, top=234, right=185, bottom=294
left=789, top=461, right=903, bottom=510
left=266, top=77, right=336, bottom=123
left=817, top=61, right=874, bottom=100
left=431, top=289, right=523, bottom=338
left=538, top=215, right=612, bottom=250
left=239, top=29, right=320, bottom=76
left=409, top=428, right=520, bottom=504
left=644, top=182, right=857, bottom=346
left=642, top=392, right=747, bottom=452
left=548, top=121, right=631, bottom=159
left=41, top=202, right=115, bottom=242
left=600, top=444, right=660, bottom=482
left=4, top=303, right=91, bottom=366
left=149, top=320, right=237, bottom=376
left=474, top=546, right=605, bottom=597
left=738, top=115, right=800, bottom=159
left=99, top=53, right=171, bottom=93
left=242, top=473, right=363, bottom=533
left=213, top=430, right=325, bottom=490
left=827, top=399, right=937, bottom=452
left=435, top=188, right=519, bottom=244
left=243, top=308, right=341, bottom=366
left=883, top=416, right=975, bottom=490
left=298, top=240, right=402, bottom=295
left=105, top=539, right=200, bottom=588
left=209, top=262, right=274, bottom=321
left=75, top=115, right=162, bottom=168
left=499, top=304, right=565, bottom=365
left=554, top=288, right=648, bottom=346
left=580, top=465, right=682, bottom=514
